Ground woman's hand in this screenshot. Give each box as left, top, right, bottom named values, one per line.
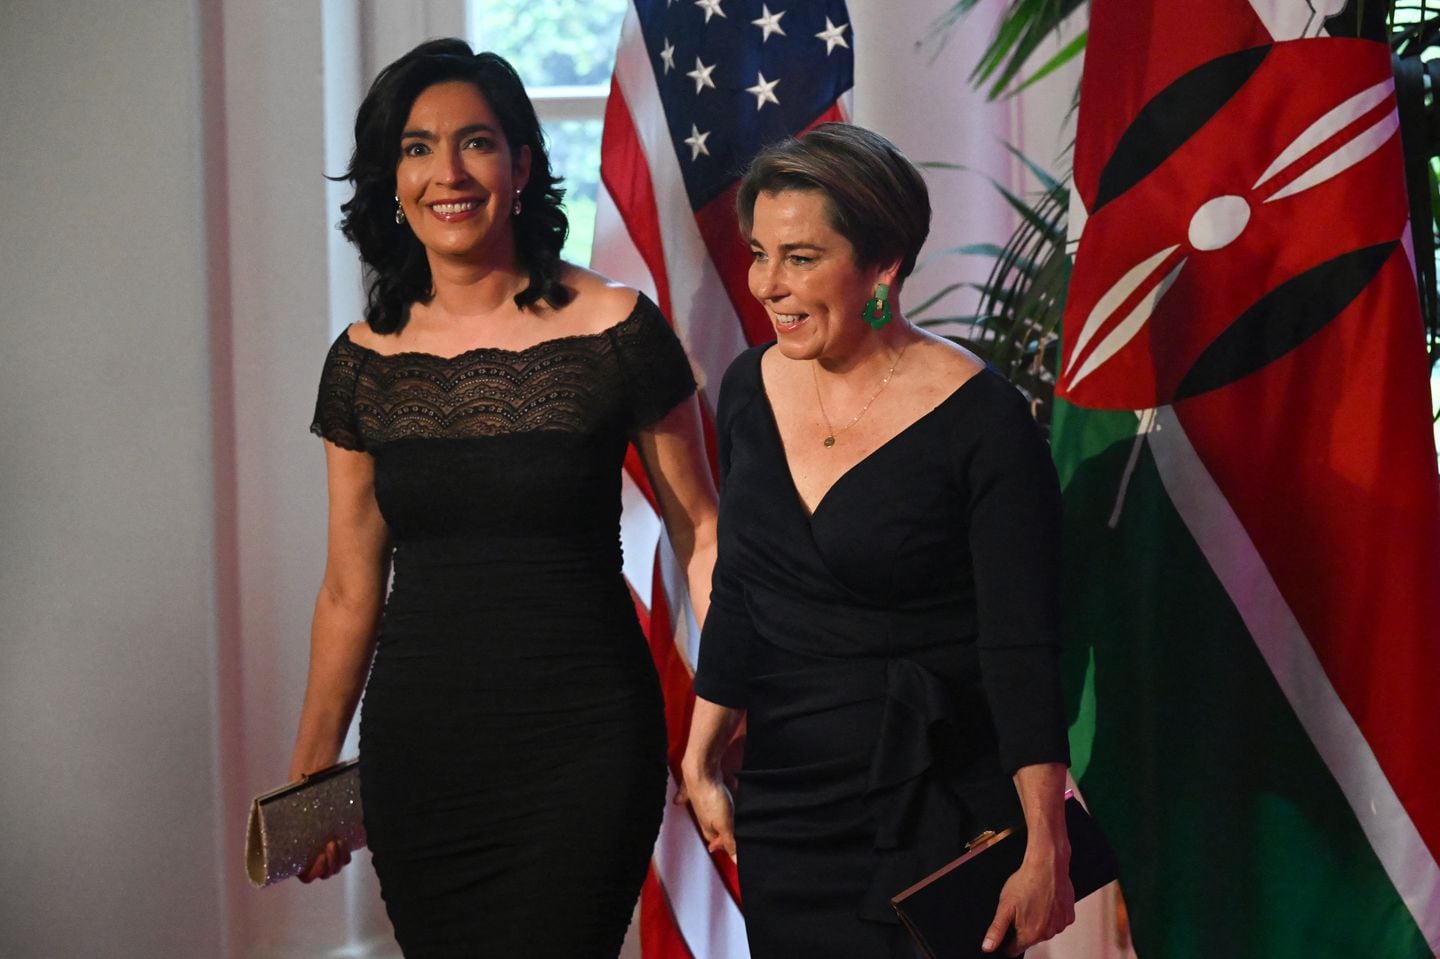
left=982, top=855, right=1075, bottom=955
left=983, top=762, right=1077, bottom=954
left=287, top=751, right=354, bottom=884
left=298, top=838, right=352, bottom=883
left=678, top=697, right=745, bottom=860
left=677, top=768, right=736, bottom=859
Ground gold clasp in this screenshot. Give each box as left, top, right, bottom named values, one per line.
left=965, top=829, right=998, bottom=851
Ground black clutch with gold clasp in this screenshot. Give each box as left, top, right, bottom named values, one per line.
left=890, top=791, right=1118, bottom=959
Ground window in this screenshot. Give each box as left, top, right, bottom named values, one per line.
left=468, top=0, right=630, bottom=266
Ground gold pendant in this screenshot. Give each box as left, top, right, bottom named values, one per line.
left=823, top=435, right=836, bottom=448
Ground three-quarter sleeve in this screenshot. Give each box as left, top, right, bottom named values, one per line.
left=610, top=293, right=697, bottom=431
left=962, top=377, right=1070, bottom=774
left=310, top=332, right=367, bottom=451
left=692, top=350, right=763, bottom=708
left=694, top=570, right=754, bottom=707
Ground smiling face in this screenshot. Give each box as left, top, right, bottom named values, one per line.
left=395, top=80, right=531, bottom=266
left=747, top=189, right=894, bottom=363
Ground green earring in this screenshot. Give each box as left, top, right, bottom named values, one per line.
left=862, top=282, right=893, bottom=330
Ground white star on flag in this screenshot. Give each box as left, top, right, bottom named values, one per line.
left=660, top=39, right=676, bottom=73
left=695, top=0, right=726, bottom=23
left=746, top=72, right=781, bottom=110
left=751, top=5, right=786, bottom=42
left=684, top=124, right=711, bottom=160
left=686, top=57, right=717, bottom=94
left=816, top=17, right=850, bottom=54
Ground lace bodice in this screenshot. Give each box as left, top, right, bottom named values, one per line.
left=309, top=293, right=696, bottom=542
left=311, top=293, right=695, bottom=451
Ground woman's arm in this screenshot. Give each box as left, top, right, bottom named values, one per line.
left=982, top=762, right=1076, bottom=955
left=632, top=394, right=719, bottom=627
left=634, top=394, right=748, bottom=857
left=679, top=696, right=744, bottom=858
left=289, top=441, right=390, bottom=781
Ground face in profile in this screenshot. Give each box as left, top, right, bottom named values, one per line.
left=395, top=80, right=532, bottom=265
left=747, top=188, right=890, bottom=362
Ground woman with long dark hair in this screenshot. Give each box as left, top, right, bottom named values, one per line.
left=288, top=39, right=717, bottom=957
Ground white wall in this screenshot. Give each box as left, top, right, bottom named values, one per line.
left=853, top=0, right=1018, bottom=325
left=0, top=1, right=225, bottom=956
left=0, top=2, right=1089, bottom=957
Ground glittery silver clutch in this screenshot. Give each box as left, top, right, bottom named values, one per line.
left=245, top=759, right=366, bottom=887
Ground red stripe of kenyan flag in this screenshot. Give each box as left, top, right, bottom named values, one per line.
left=1056, top=2, right=1440, bottom=956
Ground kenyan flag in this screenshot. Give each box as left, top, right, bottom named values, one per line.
left=1057, top=2, right=1440, bottom=956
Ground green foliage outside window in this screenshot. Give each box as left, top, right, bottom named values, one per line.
left=474, top=0, right=628, bottom=86
left=473, top=0, right=628, bottom=265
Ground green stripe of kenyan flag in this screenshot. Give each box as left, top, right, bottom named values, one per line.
left=1055, top=401, right=1434, bottom=958
left=1054, top=1, right=1440, bottom=956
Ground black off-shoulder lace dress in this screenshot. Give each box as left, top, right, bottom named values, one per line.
left=311, top=293, right=694, bottom=958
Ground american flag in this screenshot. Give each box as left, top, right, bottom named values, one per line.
left=589, top=1, right=854, bottom=956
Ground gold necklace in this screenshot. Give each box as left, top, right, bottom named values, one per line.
left=811, top=339, right=909, bottom=448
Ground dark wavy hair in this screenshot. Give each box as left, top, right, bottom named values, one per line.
left=338, top=39, right=570, bottom=333
left=737, top=123, right=930, bottom=283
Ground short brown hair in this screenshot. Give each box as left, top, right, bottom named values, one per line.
left=736, top=123, right=931, bottom=280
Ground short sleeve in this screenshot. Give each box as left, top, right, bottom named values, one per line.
left=609, top=294, right=697, bottom=431
left=962, top=374, right=1070, bottom=773
left=310, top=332, right=367, bottom=452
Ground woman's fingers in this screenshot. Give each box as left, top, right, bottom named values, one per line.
left=682, top=778, right=737, bottom=860
left=298, top=853, right=324, bottom=883
left=709, top=831, right=737, bottom=860
left=981, top=899, right=1014, bottom=954
left=297, top=840, right=349, bottom=883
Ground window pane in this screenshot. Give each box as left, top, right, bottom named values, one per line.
left=545, top=118, right=604, bottom=267
left=471, top=0, right=628, bottom=87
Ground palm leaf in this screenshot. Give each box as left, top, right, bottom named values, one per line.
left=926, top=0, right=1086, bottom=100
left=909, top=282, right=970, bottom=316
left=1008, top=30, right=1089, bottom=97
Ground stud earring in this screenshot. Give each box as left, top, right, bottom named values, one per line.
left=394, top=195, right=406, bottom=225
left=862, top=282, right=893, bottom=330
left=512, top=190, right=523, bottom=216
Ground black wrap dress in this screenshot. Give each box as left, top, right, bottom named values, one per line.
left=694, top=345, right=1070, bottom=958
left=310, top=293, right=694, bottom=958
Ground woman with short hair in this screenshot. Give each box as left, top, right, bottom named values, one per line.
left=681, top=123, right=1076, bottom=958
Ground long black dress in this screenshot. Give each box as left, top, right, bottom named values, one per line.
left=311, top=293, right=693, bottom=958
left=694, top=345, right=1070, bottom=959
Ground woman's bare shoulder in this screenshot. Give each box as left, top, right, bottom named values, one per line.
left=904, top=329, right=988, bottom=401
left=342, top=320, right=387, bottom=353
left=557, top=264, right=648, bottom=332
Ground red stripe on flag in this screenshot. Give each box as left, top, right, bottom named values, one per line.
left=693, top=187, right=772, bottom=348
left=646, top=550, right=694, bottom=768
left=625, top=444, right=659, bottom=511
left=691, top=104, right=853, bottom=349
left=641, top=866, right=695, bottom=959
left=645, top=544, right=744, bottom=905
left=600, top=78, right=673, bottom=321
